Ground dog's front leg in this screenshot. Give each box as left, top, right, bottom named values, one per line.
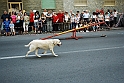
left=35, top=49, right=41, bottom=57
left=50, top=49, right=58, bottom=57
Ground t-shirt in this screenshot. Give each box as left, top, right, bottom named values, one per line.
left=70, top=16, right=75, bottom=22
left=57, top=13, right=64, bottom=23
left=83, top=13, right=90, bottom=18
left=4, top=21, right=10, bottom=28
left=105, top=15, right=110, bottom=21
left=98, top=14, right=104, bottom=20
left=1, top=14, right=10, bottom=21
left=30, top=12, right=34, bottom=22
left=9, top=23, right=14, bottom=28
left=113, top=11, right=118, bottom=17
left=75, top=16, right=80, bottom=23
left=46, top=13, right=52, bottom=21
left=11, top=15, right=16, bottom=23
left=52, top=15, right=59, bottom=23
left=64, top=15, right=70, bottom=22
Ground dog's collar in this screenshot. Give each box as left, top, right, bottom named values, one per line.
left=53, top=43, right=56, bottom=46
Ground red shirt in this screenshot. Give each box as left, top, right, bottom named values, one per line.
left=52, top=15, right=59, bottom=23
left=57, top=13, right=64, bottom=23
left=100, top=10, right=104, bottom=15
left=30, top=12, right=34, bottom=22
left=11, top=15, right=16, bottom=23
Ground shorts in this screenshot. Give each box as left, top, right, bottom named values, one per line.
left=10, top=28, right=15, bottom=32
left=5, top=27, right=10, bottom=32
left=29, top=22, right=34, bottom=26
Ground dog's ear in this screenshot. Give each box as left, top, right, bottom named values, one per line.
left=53, top=39, right=60, bottom=45
left=53, top=40, right=57, bottom=45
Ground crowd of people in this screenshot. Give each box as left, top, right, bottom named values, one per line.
left=0, top=8, right=122, bottom=36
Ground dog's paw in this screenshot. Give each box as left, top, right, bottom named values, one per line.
left=54, top=55, right=58, bottom=57
left=42, top=52, right=45, bottom=54
left=37, top=56, right=41, bottom=58
left=42, top=52, right=47, bottom=54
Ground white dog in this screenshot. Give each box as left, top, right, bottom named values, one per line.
left=25, top=39, right=62, bottom=57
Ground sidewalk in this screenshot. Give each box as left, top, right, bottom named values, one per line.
left=111, top=27, right=124, bottom=30
left=0, top=27, right=124, bottom=36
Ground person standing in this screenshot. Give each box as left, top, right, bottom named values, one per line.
left=75, top=14, right=80, bottom=29
left=46, top=10, right=53, bottom=33
left=1, top=10, right=11, bottom=22
left=105, top=12, right=110, bottom=29
left=41, top=13, right=47, bottom=33
left=64, top=12, right=70, bottom=31
left=113, top=9, right=118, bottom=26
left=1, top=10, right=11, bottom=34
left=34, top=11, right=40, bottom=33
left=3, top=18, right=10, bottom=36
left=98, top=12, right=104, bottom=29
left=57, top=10, right=64, bottom=31
left=52, top=12, right=59, bottom=31
left=23, top=12, right=29, bottom=34
left=70, top=13, right=76, bottom=29
left=9, top=21, right=15, bottom=36
left=11, top=11, right=16, bottom=24
left=83, top=10, right=90, bottom=23
left=110, top=12, right=114, bottom=28
left=91, top=12, right=97, bottom=31
left=16, top=12, right=23, bottom=35
left=29, top=10, right=34, bottom=32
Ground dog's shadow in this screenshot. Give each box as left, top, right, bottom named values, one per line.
left=25, top=55, right=58, bottom=59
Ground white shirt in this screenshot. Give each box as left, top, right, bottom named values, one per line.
left=83, top=13, right=90, bottom=18
left=98, top=14, right=104, bottom=20
left=64, top=15, right=70, bottom=22
left=16, top=15, right=21, bottom=20
left=91, top=15, right=97, bottom=18
left=71, top=16, right=75, bottom=22
left=75, top=16, right=80, bottom=23
left=9, top=23, right=14, bottom=28
left=113, top=11, right=118, bottom=17
left=43, top=12, right=48, bottom=16
left=105, top=15, right=110, bottom=21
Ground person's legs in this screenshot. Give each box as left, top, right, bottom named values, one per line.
left=49, top=21, right=53, bottom=32
left=23, top=22, right=26, bottom=34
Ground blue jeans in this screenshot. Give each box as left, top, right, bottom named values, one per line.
left=34, top=21, right=38, bottom=28
left=47, top=21, right=52, bottom=32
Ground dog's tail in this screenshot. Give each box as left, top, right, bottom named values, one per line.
left=24, top=42, right=31, bottom=47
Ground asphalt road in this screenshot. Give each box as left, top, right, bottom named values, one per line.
left=0, top=30, right=124, bottom=83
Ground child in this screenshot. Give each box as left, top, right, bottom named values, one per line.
left=3, top=18, right=10, bottom=36
left=9, top=21, right=15, bottom=36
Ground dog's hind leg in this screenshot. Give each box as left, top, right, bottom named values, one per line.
left=25, top=45, right=36, bottom=57
left=35, top=49, right=41, bottom=57
left=25, top=50, right=32, bottom=57
left=42, top=50, right=47, bottom=54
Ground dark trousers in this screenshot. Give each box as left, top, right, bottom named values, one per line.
left=110, top=20, right=114, bottom=27
left=53, top=23, right=58, bottom=31
left=58, top=22, right=64, bottom=31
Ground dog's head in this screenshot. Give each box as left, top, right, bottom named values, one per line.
left=53, top=39, right=62, bottom=46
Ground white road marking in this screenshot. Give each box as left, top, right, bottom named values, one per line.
left=0, top=46, right=124, bottom=60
